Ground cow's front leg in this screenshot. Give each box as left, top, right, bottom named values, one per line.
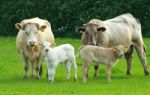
left=20, top=53, right=29, bottom=79
left=35, top=57, right=43, bottom=79
left=30, top=61, right=34, bottom=78
left=125, top=45, right=133, bottom=75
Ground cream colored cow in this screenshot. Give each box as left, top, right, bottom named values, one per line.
left=15, top=17, right=55, bottom=79
left=77, top=13, right=149, bottom=77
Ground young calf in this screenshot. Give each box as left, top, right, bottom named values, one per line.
left=41, top=41, right=77, bottom=83
left=79, top=45, right=127, bottom=82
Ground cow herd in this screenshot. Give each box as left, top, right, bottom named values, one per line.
left=15, top=13, right=149, bottom=83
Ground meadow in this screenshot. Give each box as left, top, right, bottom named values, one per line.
left=0, top=37, right=150, bottom=95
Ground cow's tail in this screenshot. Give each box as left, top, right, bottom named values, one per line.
left=39, top=64, right=42, bottom=76
left=143, top=44, right=147, bottom=53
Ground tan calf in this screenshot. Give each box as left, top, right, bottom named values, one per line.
left=79, top=45, right=127, bottom=82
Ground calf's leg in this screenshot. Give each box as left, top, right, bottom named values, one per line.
left=69, top=56, right=77, bottom=81
left=106, top=63, right=112, bottom=82
left=65, top=60, right=71, bottom=81
left=94, top=64, right=99, bottom=78
left=48, top=64, right=57, bottom=83
left=82, top=61, right=89, bottom=82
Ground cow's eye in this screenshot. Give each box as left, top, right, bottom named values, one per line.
left=35, top=31, right=38, bottom=34
left=85, top=32, right=88, bottom=35
left=25, top=31, right=28, bottom=35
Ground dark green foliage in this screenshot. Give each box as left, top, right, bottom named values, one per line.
left=0, top=0, right=149, bottom=37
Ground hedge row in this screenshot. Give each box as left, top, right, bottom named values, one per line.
left=0, top=0, right=149, bottom=37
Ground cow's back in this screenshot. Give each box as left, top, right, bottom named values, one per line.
left=102, top=13, right=142, bottom=47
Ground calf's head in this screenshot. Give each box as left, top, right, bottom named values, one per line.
left=15, top=22, right=47, bottom=47
left=113, top=45, right=128, bottom=58
left=39, top=41, right=52, bottom=53
left=77, top=22, right=106, bottom=46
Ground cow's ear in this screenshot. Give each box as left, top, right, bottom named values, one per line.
left=97, top=27, right=106, bottom=32
left=15, top=23, right=23, bottom=30
left=76, top=27, right=85, bottom=33
left=40, top=25, right=47, bottom=32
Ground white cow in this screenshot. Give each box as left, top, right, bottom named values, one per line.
left=40, top=41, right=77, bottom=83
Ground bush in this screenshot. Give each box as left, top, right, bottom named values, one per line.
left=0, top=0, right=149, bottom=37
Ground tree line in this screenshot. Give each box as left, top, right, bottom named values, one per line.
left=0, top=0, right=149, bottom=37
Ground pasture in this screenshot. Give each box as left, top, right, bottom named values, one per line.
left=0, top=37, right=150, bottom=95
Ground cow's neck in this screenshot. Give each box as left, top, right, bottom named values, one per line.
left=26, top=45, right=41, bottom=61
left=97, top=32, right=108, bottom=47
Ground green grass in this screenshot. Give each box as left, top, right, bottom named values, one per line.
left=0, top=37, right=150, bottom=95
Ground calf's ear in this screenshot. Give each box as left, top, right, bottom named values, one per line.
left=76, top=27, right=85, bottom=33
left=40, top=25, right=47, bottom=32
left=124, top=46, right=128, bottom=52
left=97, top=27, right=106, bottom=32
left=39, top=42, right=43, bottom=46
left=15, top=23, right=23, bottom=30
left=113, top=46, right=117, bottom=52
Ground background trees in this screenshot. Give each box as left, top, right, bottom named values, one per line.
left=0, top=0, right=149, bottom=37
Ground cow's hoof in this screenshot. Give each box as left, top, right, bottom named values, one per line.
left=108, top=80, right=111, bottom=83
left=144, top=70, right=149, bottom=76
left=73, top=77, right=77, bottom=82
left=31, top=75, right=34, bottom=78
left=83, top=79, right=87, bottom=83
left=93, top=74, right=98, bottom=79
left=126, top=71, right=131, bottom=75
left=34, top=76, right=40, bottom=79
left=23, top=76, right=27, bottom=80
left=48, top=80, right=53, bottom=84
left=66, top=78, right=70, bottom=81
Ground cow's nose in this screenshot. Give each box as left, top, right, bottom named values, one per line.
left=89, top=43, right=95, bottom=46
left=29, top=41, right=36, bottom=46
left=119, top=54, right=123, bottom=58
left=45, top=49, right=49, bottom=52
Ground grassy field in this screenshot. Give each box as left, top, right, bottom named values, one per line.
left=0, top=37, right=150, bottom=95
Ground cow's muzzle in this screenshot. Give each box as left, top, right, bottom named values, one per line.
left=29, top=41, right=36, bottom=47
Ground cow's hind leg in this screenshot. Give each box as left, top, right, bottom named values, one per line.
left=125, top=45, right=134, bottom=75
left=94, top=64, right=99, bottom=78
left=134, top=44, right=149, bottom=75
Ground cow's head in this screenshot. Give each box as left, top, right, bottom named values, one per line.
left=15, top=22, right=47, bottom=47
left=76, top=22, right=106, bottom=46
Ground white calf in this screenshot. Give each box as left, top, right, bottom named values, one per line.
left=41, top=41, right=77, bottom=83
